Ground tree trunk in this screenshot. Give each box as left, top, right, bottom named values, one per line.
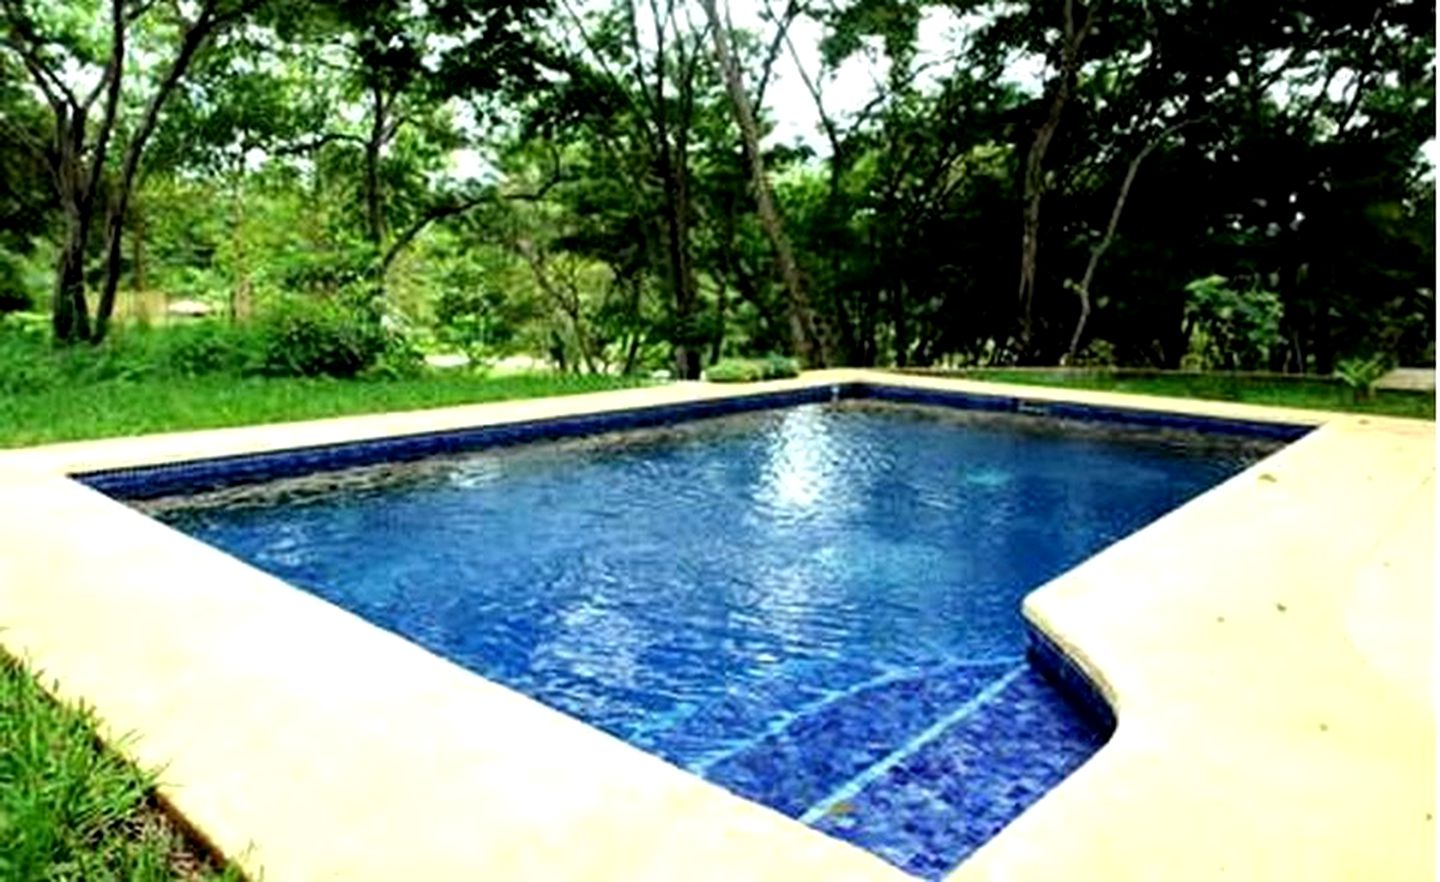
left=647, top=21, right=700, bottom=380
left=1016, top=0, right=1097, bottom=360
left=891, top=282, right=909, bottom=367
left=699, top=0, right=827, bottom=368
left=365, top=83, right=387, bottom=249
left=52, top=221, right=91, bottom=343
left=710, top=276, right=728, bottom=365
left=231, top=166, right=250, bottom=323
left=92, top=1, right=233, bottom=342
left=1065, top=125, right=1180, bottom=361
left=44, top=87, right=96, bottom=344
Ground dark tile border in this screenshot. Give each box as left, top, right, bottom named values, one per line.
left=76, top=385, right=839, bottom=500
left=1024, top=622, right=1118, bottom=737
left=851, top=382, right=1314, bottom=442
left=75, top=382, right=1311, bottom=501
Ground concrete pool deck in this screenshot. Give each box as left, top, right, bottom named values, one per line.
left=0, top=369, right=1431, bottom=880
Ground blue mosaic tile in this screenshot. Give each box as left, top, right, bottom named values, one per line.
left=696, top=661, right=1019, bottom=817
left=1024, top=623, right=1116, bottom=734
left=810, top=667, right=1108, bottom=880
left=633, top=657, right=897, bottom=761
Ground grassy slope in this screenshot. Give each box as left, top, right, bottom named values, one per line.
left=0, top=372, right=649, bottom=448
left=0, top=654, right=235, bottom=882
left=953, top=369, right=1435, bottom=420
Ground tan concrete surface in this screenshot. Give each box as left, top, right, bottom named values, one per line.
left=0, top=370, right=1432, bottom=881
left=1376, top=367, right=1436, bottom=392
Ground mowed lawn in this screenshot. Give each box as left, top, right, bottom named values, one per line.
left=0, top=372, right=651, bottom=449
left=937, top=368, right=1435, bottom=420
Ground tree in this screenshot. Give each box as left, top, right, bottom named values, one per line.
left=0, top=0, right=264, bottom=343
left=697, top=0, right=827, bottom=366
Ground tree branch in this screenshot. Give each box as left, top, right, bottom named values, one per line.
left=269, top=130, right=368, bottom=156
left=80, top=0, right=125, bottom=218
left=1065, top=118, right=1193, bottom=360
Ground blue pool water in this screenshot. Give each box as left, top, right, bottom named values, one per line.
left=148, top=402, right=1273, bottom=877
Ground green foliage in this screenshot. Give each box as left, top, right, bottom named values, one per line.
left=1069, top=339, right=1117, bottom=368
left=953, top=368, right=1433, bottom=421
left=0, top=299, right=418, bottom=394
left=1182, top=277, right=1284, bottom=371
left=704, top=355, right=800, bottom=383
left=251, top=297, right=390, bottom=379
left=0, top=653, right=238, bottom=880
left=1334, top=354, right=1394, bottom=400
left=1, top=0, right=1434, bottom=378
left=433, top=286, right=498, bottom=354
left=156, top=322, right=252, bottom=377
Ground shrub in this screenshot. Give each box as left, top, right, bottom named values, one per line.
left=705, top=359, right=766, bottom=382
left=1182, top=275, right=1284, bottom=371
left=1070, top=339, right=1117, bottom=368
left=154, top=321, right=253, bottom=377
left=704, top=355, right=801, bottom=383
left=761, top=354, right=800, bottom=379
left=251, top=297, right=387, bottom=378
left=0, top=316, right=56, bottom=395
left=1335, top=353, right=1393, bottom=400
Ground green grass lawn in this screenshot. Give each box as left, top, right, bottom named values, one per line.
left=940, top=369, right=1435, bottom=420
left=0, top=653, right=236, bottom=881
left=0, top=372, right=650, bottom=449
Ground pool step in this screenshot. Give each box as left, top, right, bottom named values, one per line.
left=690, top=661, right=1020, bottom=817
left=808, top=667, right=1107, bottom=879
left=628, top=657, right=890, bottom=760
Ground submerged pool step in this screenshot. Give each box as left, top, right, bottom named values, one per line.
left=684, top=660, right=1022, bottom=818
left=809, top=667, right=1108, bottom=880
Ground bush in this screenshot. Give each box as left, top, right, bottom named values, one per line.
left=0, top=316, right=57, bottom=395
left=704, top=355, right=801, bottom=383
left=1335, top=353, right=1393, bottom=400
left=153, top=321, right=253, bottom=377
left=1070, top=339, right=1117, bottom=367
left=251, top=297, right=388, bottom=379
left=705, top=359, right=766, bottom=382
left=1182, top=275, right=1284, bottom=371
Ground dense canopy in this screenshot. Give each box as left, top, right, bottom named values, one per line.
left=1, top=0, right=1433, bottom=377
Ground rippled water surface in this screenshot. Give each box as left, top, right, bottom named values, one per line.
left=152, top=402, right=1272, bottom=877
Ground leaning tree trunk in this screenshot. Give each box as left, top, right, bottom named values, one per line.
left=1064, top=123, right=1184, bottom=361
left=699, top=0, right=828, bottom=367
left=1015, top=0, right=1097, bottom=361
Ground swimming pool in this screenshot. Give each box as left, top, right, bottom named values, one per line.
left=96, top=395, right=1287, bottom=878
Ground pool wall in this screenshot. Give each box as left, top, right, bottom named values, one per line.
left=0, top=369, right=1431, bottom=882
left=77, top=382, right=1311, bottom=501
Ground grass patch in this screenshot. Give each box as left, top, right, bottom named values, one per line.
left=0, top=372, right=650, bottom=449
left=0, top=653, right=237, bottom=881
left=939, top=369, right=1434, bottom=420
